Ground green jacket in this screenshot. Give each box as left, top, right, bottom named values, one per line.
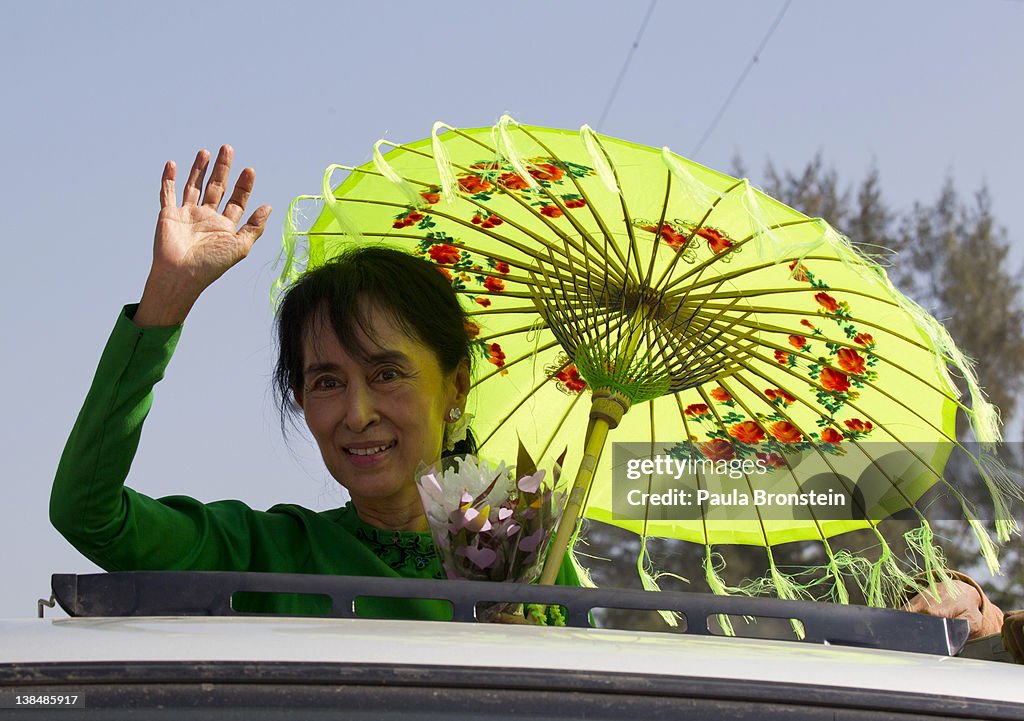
left=51, top=305, right=580, bottom=619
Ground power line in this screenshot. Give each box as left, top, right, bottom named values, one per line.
left=690, top=0, right=792, bottom=157
left=598, top=0, right=658, bottom=129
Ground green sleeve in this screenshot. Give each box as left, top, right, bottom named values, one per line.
left=49, top=305, right=291, bottom=572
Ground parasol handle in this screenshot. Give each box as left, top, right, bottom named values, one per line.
left=539, top=390, right=630, bottom=585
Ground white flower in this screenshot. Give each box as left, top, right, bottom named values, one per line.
left=416, top=456, right=513, bottom=521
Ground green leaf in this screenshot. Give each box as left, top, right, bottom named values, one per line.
left=517, top=439, right=537, bottom=479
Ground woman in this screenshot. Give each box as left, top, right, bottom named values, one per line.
left=50, top=145, right=579, bottom=619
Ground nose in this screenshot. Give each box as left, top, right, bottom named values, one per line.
left=343, top=381, right=380, bottom=433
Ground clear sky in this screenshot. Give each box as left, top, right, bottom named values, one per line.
left=1, top=0, right=1021, bottom=617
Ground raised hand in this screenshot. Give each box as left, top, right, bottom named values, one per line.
left=134, top=146, right=271, bottom=327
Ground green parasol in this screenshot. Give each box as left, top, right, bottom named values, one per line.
left=277, top=118, right=1019, bottom=609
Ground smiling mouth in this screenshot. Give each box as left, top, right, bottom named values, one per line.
left=345, top=441, right=397, bottom=456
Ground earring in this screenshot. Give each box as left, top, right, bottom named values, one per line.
left=444, top=407, right=472, bottom=452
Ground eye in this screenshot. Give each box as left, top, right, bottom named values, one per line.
left=376, top=367, right=402, bottom=383
left=307, top=376, right=343, bottom=394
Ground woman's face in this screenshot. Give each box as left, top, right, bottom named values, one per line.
left=295, top=306, right=469, bottom=506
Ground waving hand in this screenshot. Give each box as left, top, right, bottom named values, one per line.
left=135, top=146, right=271, bottom=327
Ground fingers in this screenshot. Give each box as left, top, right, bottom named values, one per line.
left=160, top=161, right=177, bottom=208
left=202, top=145, right=234, bottom=209
left=236, top=205, right=272, bottom=252
left=223, top=166, right=256, bottom=224
left=181, top=149, right=211, bottom=206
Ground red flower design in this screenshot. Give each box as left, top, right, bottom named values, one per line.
left=854, top=333, right=874, bottom=346
left=821, top=428, right=843, bottom=444
left=765, top=388, right=796, bottom=405
left=498, top=172, right=530, bottom=190
left=729, top=421, right=766, bottom=444
left=458, top=175, right=493, bottom=194
left=471, top=213, right=503, bottom=229
left=698, top=227, right=733, bottom=254
left=684, top=403, right=710, bottom=417
left=540, top=205, right=563, bottom=218
left=529, top=163, right=564, bottom=182
left=428, top=244, right=461, bottom=265
left=844, top=418, right=873, bottom=433
left=488, top=342, right=506, bottom=368
left=788, top=334, right=808, bottom=350
left=420, top=190, right=440, bottom=205
left=788, top=261, right=809, bottom=282
left=463, top=320, right=481, bottom=340
left=408, top=212, right=424, bottom=222
left=564, top=197, right=587, bottom=209
left=699, top=439, right=736, bottom=462
left=640, top=223, right=686, bottom=248
left=800, top=319, right=816, bottom=329
left=815, top=292, right=840, bottom=312
left=769, top=421, right=803, bottom=444
left=756, top=451, right=786, bottom=469
left=493, top=261, right=510, bottom=274
left=709, top=387, right=732, bottom=403
left=555, top=365, right=586, bottom=393
left=474, top=297, right=491, bottom=308
left=820, top=367, right=851, bottom=393
left=662, top=226, right=688, bottom=248
left=483, top=276, right=505, bottom=293
left=774, top=350, right=792, bottom=365
left=836, top=348, right=866, bottom=375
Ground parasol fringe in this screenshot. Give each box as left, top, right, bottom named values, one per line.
left=275, top=195, right=303, bottom=300
left=321, top=165, right=366, bottom=244
left=660, top=148, right=722, bottom=212
left=579, top=125, right=620, bottom=196
left=869, top=535, right=917, bottom=608
left=903, top=523, right=958, bottom=602
left=431, top=121, right=459, bottom=204
left=494, top=115, right=541, bottom=190
left=740, top=181, right=829, bottom=263
left=568, top=522, right=598, bottom=589
left=821, top=540, right=850, bottom=606
left=373, top=140, right=426, bottom=209
left=636, top=536, right=682, bottom=627
left=703, top=547, right=737, bottom=636
left=968, top=517, right=1003, bottom=575
left=978, top=452, right=1023, bottom=542
left=827, top=549, right=875, bottom=605
left=273, top=194, right=320, bottom=304
left=764, top=547, right=808, bottom=639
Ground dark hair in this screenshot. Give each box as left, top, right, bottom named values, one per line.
left=273, top=246, right=476, bottom=455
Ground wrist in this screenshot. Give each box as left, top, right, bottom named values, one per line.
left=133, top=272, right=202, bottom=328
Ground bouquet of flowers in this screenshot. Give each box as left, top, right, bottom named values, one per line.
left=416, top=443, right=567, bottom=598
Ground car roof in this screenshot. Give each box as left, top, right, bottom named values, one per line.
left=3, top=615, right=1023, bottom=706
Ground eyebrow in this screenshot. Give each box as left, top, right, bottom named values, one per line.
left=303, top=351, right=412, bottom=378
